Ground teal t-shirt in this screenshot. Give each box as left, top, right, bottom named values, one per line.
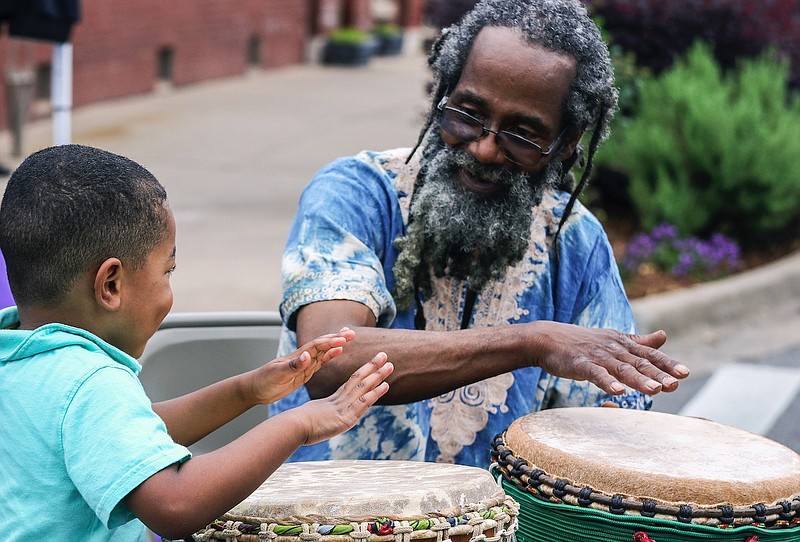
left=0, top=307, right=191, bottom=541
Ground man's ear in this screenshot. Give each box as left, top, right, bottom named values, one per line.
left=94, top=258, right=123, bottom=311
left=560, top=128, right=585, bottom=162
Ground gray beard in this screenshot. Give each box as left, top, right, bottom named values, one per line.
left=392, top=135, right=563, bottom=310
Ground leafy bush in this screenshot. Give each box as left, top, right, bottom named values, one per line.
left=586, top=0, right=800, bottom=88
left=327, top=27, right=371, bottom=45
left=596, top=42, right=800, bottom=247
left=621, top=223, right=740, bottom=281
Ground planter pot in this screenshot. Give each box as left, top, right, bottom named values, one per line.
left=322, top=41, right=373, bottom=66
left=375, top=34, right=404, bottom=56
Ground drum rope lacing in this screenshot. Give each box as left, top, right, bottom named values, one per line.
left=490, top=433, right=800, bottom=529
left=191, top=496, right=519, bottom=542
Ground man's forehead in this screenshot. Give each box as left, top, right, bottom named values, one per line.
left=453, top=26, right=576, bottom=131
left=464, top=26, right=577, bottom=80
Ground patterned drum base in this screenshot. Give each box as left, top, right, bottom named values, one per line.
left=194, top=460, right=518, bottom=542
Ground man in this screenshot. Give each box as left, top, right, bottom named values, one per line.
left=270, top=0, right=689, bottom=467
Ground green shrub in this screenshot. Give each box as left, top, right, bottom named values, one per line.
left=597, top=41, right=800, bottom=247
left=327, top=27, right=371, bottom=45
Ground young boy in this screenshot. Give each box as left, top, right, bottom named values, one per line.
left=0, top=144, right=393, bottom=541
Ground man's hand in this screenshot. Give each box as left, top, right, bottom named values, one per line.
left=249, top=328, right=357, bottom=405
left=532, top=322, right=690, bottom=395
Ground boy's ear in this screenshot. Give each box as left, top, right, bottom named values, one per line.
left=94, top=258, right=123, bottom=311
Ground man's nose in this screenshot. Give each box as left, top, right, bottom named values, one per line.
left=465, top=131, right=507, bottom=166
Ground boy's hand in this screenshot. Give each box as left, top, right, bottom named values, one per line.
left=250, top=328, right=356, bottom=405
left=292, top=352, right=393, bottom=445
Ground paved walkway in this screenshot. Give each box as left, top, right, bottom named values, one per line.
left=3, top=51, right=433, bottom=316
left=3, top=49, right=799, bottom=442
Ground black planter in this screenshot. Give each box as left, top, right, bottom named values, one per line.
left=322, top=41, right=373, bottom=66
left=375, top=34, right=404, bottom=56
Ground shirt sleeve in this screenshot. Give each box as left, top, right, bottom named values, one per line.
left=61, top=365, right=191, bottom=529
left=280, top=154, right=403, bottom=330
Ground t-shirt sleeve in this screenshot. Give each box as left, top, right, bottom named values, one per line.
left=61, top=365, right=191, bottom=529
left=280, top=155, right=402, bottom=329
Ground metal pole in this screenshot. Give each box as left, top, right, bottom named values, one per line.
left=51, top=42, right=73, bottom=145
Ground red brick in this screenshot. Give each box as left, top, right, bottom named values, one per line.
left=0, top=0, right=424, bottom=131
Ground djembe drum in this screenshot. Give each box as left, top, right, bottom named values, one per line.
left=194, top=460, right=519, bottom=542
left=490, top=408, right=800, bottom=542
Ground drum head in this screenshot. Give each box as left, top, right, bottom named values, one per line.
left=229, top=460, right=508, bottom=523
left=504, top=408, right=800, bottom=506
left=198, top=460, right=519, bottom=542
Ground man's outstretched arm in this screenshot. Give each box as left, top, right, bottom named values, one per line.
left=296, top=299, right=689, bottom=404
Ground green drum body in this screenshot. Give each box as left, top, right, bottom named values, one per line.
left=491, top=408, right=800, bottom=542
left=194, top=460, right=518, bottom=542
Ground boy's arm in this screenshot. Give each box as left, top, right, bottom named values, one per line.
left=125, top=352, right=392, bottom=540
left=152, top=329, right=355, bottom=446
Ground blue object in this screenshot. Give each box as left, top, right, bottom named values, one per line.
left=0, top=250, right=14, bottom=309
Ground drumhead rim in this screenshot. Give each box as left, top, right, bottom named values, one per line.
left=503, top=409, right=800, bottom=506
left=491, top=432, right=800, bottom=528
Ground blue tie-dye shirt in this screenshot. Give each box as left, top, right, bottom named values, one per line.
left=271, top=148, right=650, bottom=467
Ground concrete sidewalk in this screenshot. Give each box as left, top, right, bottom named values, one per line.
left=3, top=49, right=799, bottom=379
left=7, top=51, right=433, bottom=316
left=632, top=250, right=800, bottom=376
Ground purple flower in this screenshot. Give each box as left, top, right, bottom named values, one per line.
left=672, top=252, right=695, bottom=277
left=625, top=233, right=656, bottom=259
left=651, top=222, right=678, bottom=242
left=618, top=221, right=741, bottom=282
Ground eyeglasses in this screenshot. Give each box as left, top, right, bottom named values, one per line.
left=437, top=96, right=565, bottom=167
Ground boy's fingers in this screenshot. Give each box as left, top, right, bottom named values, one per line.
left=288, top=351, right=310, bottom=371
left=359, top=381, right=390, bottom=406
left=349, top=352, right=388, bottom=380
left=340, top=353, right=390, bottom=396
left=357, top=360, right=393, bottom=390
left=320, top=346, right=345, bottom=363
left=352, top=367, right=392, bottom=413
left=355, top=363, right=393, bottom=408
left=303, top=333, right=347, bottom=354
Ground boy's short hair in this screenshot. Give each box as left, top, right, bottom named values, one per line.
left=0, top=144, right=169, bottom=306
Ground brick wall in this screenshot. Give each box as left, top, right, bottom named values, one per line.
left=0, top=0, right=424, bottom=132
left=73, top=1, right=310, bottom=102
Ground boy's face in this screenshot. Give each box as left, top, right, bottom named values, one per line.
left=111, top=207, right=176, bottom=358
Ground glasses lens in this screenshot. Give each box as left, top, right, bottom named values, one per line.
left=439, top=104, right=554, bottom=167
left=497, top=132, right=543, bottom=166
left=440, top=108, right=484, bottom=142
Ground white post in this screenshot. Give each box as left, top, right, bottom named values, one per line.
left=51, top=42, right=73, bottom=145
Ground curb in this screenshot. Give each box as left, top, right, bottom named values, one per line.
left=630, top=249, right=800, bottom=338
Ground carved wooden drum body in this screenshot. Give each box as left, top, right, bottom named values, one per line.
left=491, top=408, right=800, bottom=542
left=194, top=460, right=518, bottom=542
